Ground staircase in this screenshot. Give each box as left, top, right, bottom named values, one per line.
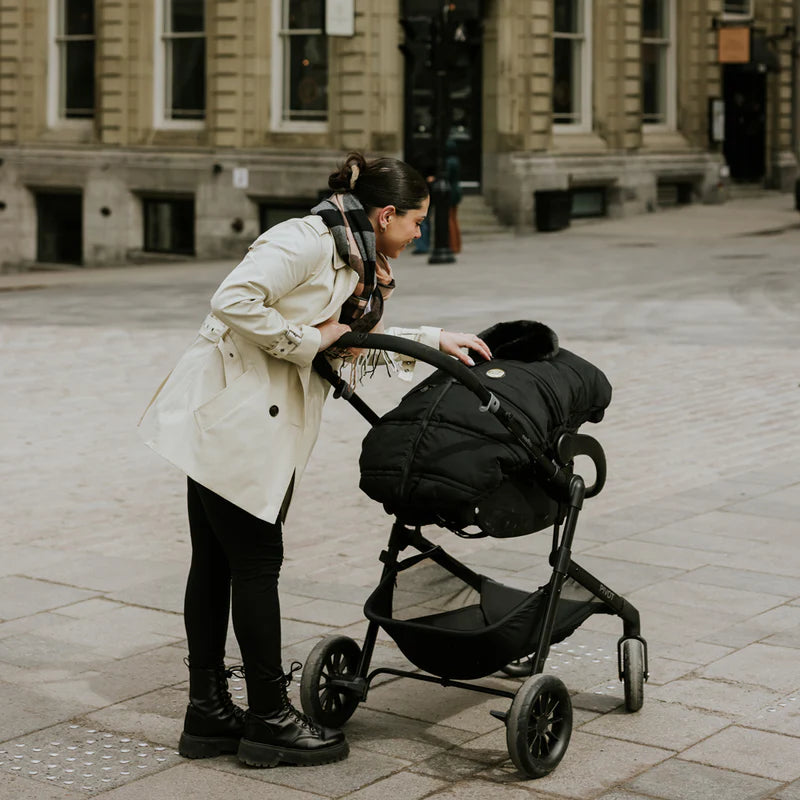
left=458, top=194, right=513, bottom=239
left=726, top=181, right=775, bottom=200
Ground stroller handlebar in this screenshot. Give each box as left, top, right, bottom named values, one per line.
left=328, top=331, right=570, bottom=491
left=333, top=331, right=492, bottom=401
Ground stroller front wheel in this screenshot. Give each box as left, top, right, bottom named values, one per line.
left=506, top=674, right=572, bottom=779
left=300, top=635, right=362, bottom=728
left=621, top=638, right=645, bottom=712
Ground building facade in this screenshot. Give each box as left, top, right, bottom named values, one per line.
left=0, top=0, right=796, bottom=269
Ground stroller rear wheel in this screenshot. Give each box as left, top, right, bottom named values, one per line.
left=506, top=674, right=572, bottom=778
left=300, top=635, right=362, bottom=728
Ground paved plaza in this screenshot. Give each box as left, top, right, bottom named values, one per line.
left=1, top=193, right=799, bottom=799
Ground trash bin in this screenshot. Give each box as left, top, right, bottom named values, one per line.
left=534, top=190, right=571, bottom=232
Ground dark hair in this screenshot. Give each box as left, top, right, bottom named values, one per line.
left=328, top=152, right=428, bottom=215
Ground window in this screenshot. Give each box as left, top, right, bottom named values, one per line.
left=722, top=0, right=752, bottom=16
left=552, top=0, right=592, bottom=130
left=36, top=191, right=83, bottom=264
left=52, top=0, right=95, bottom=120
left=570, top=187, right=606, bottom=218
left=641, top=0, right=676, bottom=127
left=259, top=200, right=316, bottom=233
left=274, top=0, right=329, bottom=126
left=143, top=197, right=195, bottom=254
left=157, top=0, right=206, bottom=123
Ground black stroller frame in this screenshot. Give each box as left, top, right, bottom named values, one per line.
left=301, top=333, right=648, bottom=779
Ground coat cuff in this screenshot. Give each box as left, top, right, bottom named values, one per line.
left=264, top=323, right=321, bottom=367
left=418, top=325, right=442, bottom=352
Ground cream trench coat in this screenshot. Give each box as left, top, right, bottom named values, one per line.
left=138, top=215, right=441, bottom=524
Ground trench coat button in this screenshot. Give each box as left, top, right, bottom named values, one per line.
left=269, top=405, right=279, bottom=417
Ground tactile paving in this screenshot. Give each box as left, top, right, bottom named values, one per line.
left=0, top=721, right=182, bottom=793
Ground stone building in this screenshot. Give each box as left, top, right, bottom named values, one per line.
left=0, top=0, right=796, bottom=269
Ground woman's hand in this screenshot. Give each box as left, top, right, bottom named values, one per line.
left=315, top=317, right=352, bottom=352
left=439, top=330, right=492, bottom=366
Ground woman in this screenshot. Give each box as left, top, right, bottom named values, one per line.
left=139, top=152, right=491, bottom=769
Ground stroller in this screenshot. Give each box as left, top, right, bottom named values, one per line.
left=300, top=322, right=647, bottom=779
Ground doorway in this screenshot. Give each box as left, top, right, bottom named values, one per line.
left=722, top=66, right=766, bottom=183
left=36, top=191, right=83, bottom=264
left=402, top=22, right=483, bottom=186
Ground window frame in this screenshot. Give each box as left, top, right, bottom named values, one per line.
left=721, top=0, right=753, bottom=19
left=270, top=0, right=329, bottom=132
left=142, top=194, right=196, bottom=255
left=551, top=0, right=593, bottom=134
left=153, top=0, right=207, bottom=130
left=47, top=0, right=96, bottom=128
left=641, top=0, right=677, bottom=130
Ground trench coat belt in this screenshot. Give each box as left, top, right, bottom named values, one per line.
left=199, top=312, right=245, bottom=384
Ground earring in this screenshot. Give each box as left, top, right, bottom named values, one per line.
left=380, top=224, right=386, bottom=232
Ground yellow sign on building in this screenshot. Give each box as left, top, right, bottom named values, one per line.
left=718, top=27, right=751, bottom=63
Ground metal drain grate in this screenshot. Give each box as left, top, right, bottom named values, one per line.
left=0, top=721, right=182, bottom=793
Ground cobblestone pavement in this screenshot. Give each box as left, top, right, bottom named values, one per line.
left=1, top=194, right=799, bottom=799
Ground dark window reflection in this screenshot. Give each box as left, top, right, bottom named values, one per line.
left=170, top=38, right=206, bottom=118
left=171, top=0, right=204, bottom=33
left=286, top=31, right=328, bottom=120
left=65, top=0, right=93, bottom=35
left=143, top=197, right=195, bottom=254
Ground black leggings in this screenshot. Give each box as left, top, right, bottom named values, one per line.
left=184, top=477, right=285, bottom=691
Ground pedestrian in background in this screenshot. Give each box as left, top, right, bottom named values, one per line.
left=138, top=152, right=491, bottom=769
left=413, top=161, right=435, bottom=255
left=446, top=139, right=463, bottom=254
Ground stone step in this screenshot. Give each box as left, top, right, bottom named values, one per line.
left=457, top=194, right=512, bottom=237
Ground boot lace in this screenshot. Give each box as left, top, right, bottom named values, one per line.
left=282, top=661, right=323, bottom=734
left=219, top=664, right=246, bottom=721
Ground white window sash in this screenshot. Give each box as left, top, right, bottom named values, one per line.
left=552, top=0, right=593, bottom=134
left=721, top=0, right=753, bottom=19
left=47, top=0, right=94, bottom=127
left=270, top=0, right=328, bottom=132
left=153, top=0, right=205, bottom=129
left=642, top=0, right=676, bottom=130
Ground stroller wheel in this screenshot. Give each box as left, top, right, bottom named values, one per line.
left=300, top=635, right=362, bottom=728
left=506, top=674, right=572, bottom=779
left=500, top=656, right=535, bottom=678
left=621, top=638, right=645, bottom=712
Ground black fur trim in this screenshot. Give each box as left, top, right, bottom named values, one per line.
left=470, top=320, right=559, bottom=363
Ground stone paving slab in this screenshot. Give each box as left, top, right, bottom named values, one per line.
left=0, top=576, right=98, bottom=620
left=646, top=676, right=785, bottom=717
left=627, top=759, right=781, bottom=800
left=698, top=643, right=800, bottom=694
left=775, top=780, right=800, bottom=800
left=99, top=761, right=327, bottom=799
left=478, top=732, right=673, bottom=799
left=211, top=745, right=411, bottom=797
left=344, top=772, right=449, bottom=800
left=579, top=698, right=731, bottom=750
left=0, top=721, right=182, bottom=794
left=679, top=726, right=800, bottom=782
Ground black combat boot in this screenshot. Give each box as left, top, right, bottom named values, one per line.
left=237, top=663, right=348, bottom=767
left=178, top=661, right=247, bottom=758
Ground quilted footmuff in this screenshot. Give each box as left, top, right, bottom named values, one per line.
left=358, top=322, right=612, bottom=537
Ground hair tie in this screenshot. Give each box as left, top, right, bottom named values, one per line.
left=349, top=163, right=360, bottom=190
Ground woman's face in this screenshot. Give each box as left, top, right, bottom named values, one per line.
left=374, top=197, right=430, bottom=258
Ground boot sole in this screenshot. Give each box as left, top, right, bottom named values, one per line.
left=179, top=732, right=241, bottom=759
left=237, top=738, right=349, bottom=768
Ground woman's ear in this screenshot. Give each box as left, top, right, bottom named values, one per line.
left=377, top=205, right=396, bottom=232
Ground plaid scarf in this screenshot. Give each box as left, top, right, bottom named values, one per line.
left=311, top=193, right=395, bottom=333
